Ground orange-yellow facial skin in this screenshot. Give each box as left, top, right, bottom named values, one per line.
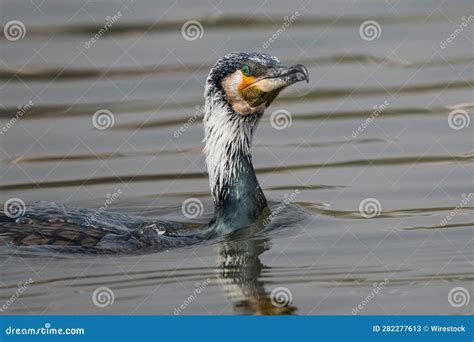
left=238, top=73, right=269, bottom=107
left=238, top=73, right=256, bottom=95
left=221, top=70, right=277, bottom=115
left=222, top=71, right=261, bottom=115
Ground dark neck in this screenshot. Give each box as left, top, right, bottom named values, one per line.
left=211, top=150, right=267, bottom=234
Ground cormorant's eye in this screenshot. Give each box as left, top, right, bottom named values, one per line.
left=241, top=64, right=252, bottom=77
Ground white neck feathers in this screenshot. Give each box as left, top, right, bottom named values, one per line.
left=202, top=88, right=260, bottom=203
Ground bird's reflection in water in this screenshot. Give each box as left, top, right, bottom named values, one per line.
left=216, top=226, right=297, bottom=315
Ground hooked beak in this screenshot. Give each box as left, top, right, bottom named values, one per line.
left=240, top=64, right=309, bottom=108
left=250, top=64, right=309, bottom=92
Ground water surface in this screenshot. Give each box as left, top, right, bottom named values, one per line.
left=0, top=0, right=472, bottom=315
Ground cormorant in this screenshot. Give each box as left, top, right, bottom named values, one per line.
left=0, top=52, right=308, bottom=250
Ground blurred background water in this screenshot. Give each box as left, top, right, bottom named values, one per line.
left=0, top=0, right=472, bottom=315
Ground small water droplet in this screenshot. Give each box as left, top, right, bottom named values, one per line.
left=46, top=217, right=58, bottom=223
left=15, top=217, right=32, bottom=224
left=146, top=224, right=166, bottom=236
left=139, top=224, right=167, bottom=237
left=155, top=226, right=166, bottom=235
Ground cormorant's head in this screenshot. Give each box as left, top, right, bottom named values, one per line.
left=205, top=52, right=309, bottom=115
